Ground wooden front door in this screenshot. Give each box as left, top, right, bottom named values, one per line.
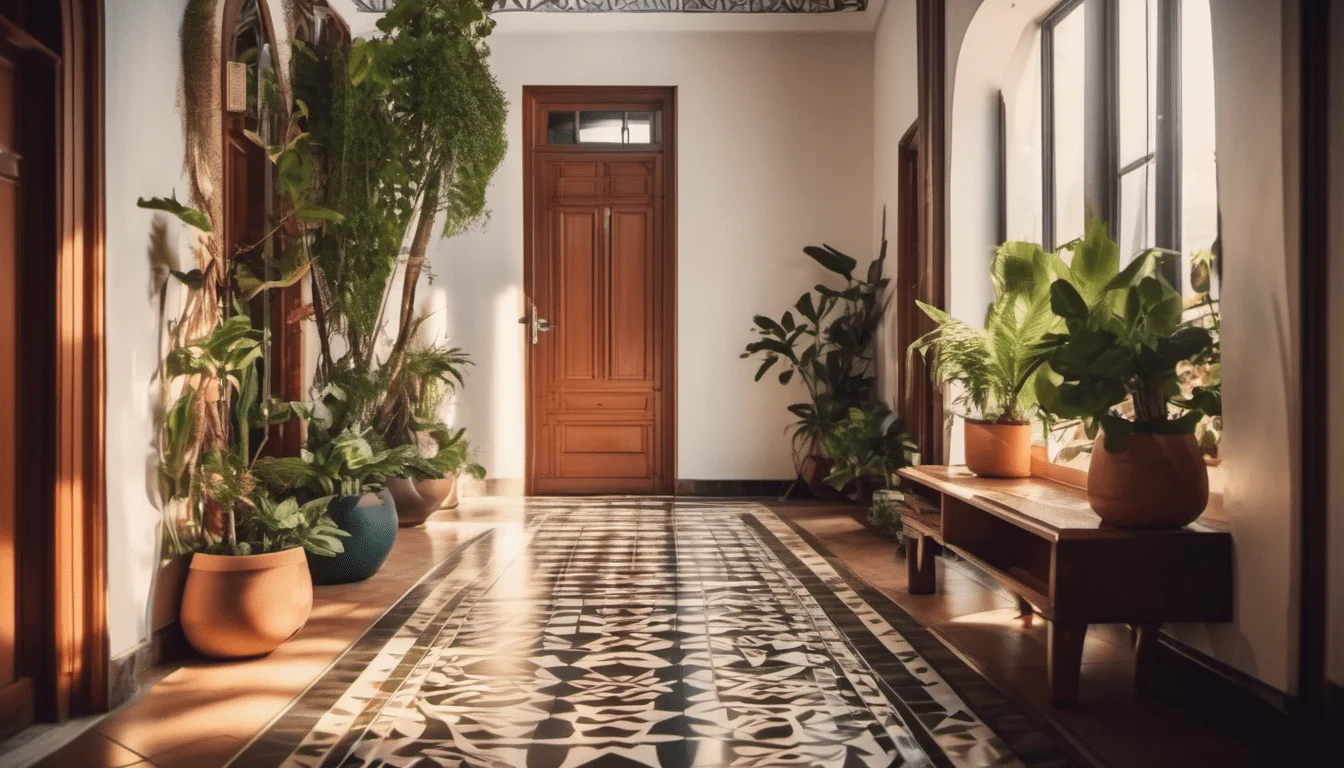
left=524, top=88, right=676, bottom=495
left=0, top=48, right=33, bottom=737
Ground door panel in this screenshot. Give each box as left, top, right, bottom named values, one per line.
left=530, top=152, right=668, bottom=494
left=555, top=208, right=599, bottom=381
left=609, top=207, right=653, bottom=381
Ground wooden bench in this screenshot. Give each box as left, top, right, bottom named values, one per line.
left=896, top=465, right=1233, bottom=707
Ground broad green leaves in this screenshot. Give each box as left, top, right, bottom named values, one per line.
left=1034, top=220, right=1219, bottom=449
left=137, top=195, right=212, bottom=232
left=742, top=237, right=893, bottom=465
left=247, top=493, right=350, bottom=557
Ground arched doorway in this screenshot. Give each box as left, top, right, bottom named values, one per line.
left=0, top=0, right=106, bottom=734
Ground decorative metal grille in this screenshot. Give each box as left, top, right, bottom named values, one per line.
left=352, top=0, right=867, bottom=13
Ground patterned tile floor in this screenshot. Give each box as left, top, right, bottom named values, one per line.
left=230, top=499, right=1073, bottom=768
left=22, top=498, right=1281, bottom=768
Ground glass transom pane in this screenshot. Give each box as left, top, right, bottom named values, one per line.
left=578, top=111, right=624, bottom=143
left=548, top=111, right=577, bottom=144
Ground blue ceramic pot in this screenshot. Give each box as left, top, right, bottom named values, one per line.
left=306, top=490, right=399, bottom=585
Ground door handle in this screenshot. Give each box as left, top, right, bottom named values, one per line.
left=519, top=305, right=552, bottom=345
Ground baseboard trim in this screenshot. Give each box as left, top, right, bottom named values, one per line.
left=674, top=479, right=793, bottom=497
left=1147, top=634, right=1293, bottom=724
left=107, top=622, right=190, bottom=710
left=460, top=477, right=525, bottom=498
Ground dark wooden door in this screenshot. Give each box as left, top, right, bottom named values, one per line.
left=895, top=123, right=940, bottom=465
left=529, top=156, right=667, bottom=493
left=0, top=48, right=34, bottom=738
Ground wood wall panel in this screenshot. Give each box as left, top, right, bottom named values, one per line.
left=557, top=209, right=599, bottom=381
left=609, top=207, right=652, bottom=381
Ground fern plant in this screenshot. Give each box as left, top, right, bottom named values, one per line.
left=908, top=240, right=1061, bottom=424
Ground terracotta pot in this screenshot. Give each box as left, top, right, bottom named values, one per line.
left=964, top=420, right=1032, bottom=478
left=387, top=476, right=456, bottom=528
left=306, top=491, right=398, bottom=585
left=1087, top=432, right=1209, bottom=527
left=180, top=547, right=312, bottom=659
left=799, top=454, right=836, bottom=497
left=444, top=473, right=461, bottom=509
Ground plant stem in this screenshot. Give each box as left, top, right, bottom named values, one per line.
left=385, top=174, right=441, bottom=385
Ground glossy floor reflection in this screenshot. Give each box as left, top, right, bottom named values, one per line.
left=232, top=499, right=1069, bottom=768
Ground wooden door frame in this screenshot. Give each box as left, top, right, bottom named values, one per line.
left=916, top=0, right=949, bottom=464
left=521, top=86, right=678, bottom=496
left=0, top=0, right=107, bottom=726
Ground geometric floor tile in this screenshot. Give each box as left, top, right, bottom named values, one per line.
left=228, top=499, right=1079, bottom=768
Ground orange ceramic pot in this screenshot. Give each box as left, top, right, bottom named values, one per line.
left=1087, top=432, right=1209, bottom=527
left=387, top=476, right=457, bottom=527
left=964, top=420, right=1032, bottom=478
left=180, top=547, right=312, bottom=659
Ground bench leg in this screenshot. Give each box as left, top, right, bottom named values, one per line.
left=1133, top=623, right=1161, bottom=695
left=905, top=533, right=937, bottom=594
left=1047, top=621, right=1087, bottom=707
left=1015, top=594, right=1035, bottom=620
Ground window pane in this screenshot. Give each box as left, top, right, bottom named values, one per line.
left=626, top=111, right=654, bottom=144
left=1118, top=163, right=1155, bottom=261
left=1052, top=3, right=1086, bottom=245
left=578, top=111, right=624, bottom=143
left=547, top=111, right=576, bottom=144
left=1181, top=0, right=1219, bottom=298
left=1118, top=0, right=1156, bottom=166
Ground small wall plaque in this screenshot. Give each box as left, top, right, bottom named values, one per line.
left=225, top=61, right=248, bottom=113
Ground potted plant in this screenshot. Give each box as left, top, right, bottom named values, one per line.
left=141, top=183, right=345, bottom=659
left=818, top=403, right=917, bottom=504
left=907, top=241, right=1059, bottom=478
left=387, top=425, right=486, bottom=526
left=1034, top=220, right=1220, bottom=527
left=180, top=481, right=347, bottom=659
left=289, top=2, right=504, bottom=521
left=742, top=229, right=893, bottom=495
left=251, top=381, right=442, bottom=585
left=153, top=311, right=345, bottom=659
left=378, top=339, right=486, bottom=526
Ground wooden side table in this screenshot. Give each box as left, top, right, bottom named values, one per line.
left=896, top=465, right=1233, bottom=707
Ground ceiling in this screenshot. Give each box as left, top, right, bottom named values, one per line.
left=330, top=0, right=885, bottom=34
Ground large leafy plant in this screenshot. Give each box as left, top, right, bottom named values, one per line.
left=142, top=92, right=343, bottom=556
left=253, top=425, right=440, bottom=499
left=742, top=233, right=891, bottom=470
left=818, top=405, right=918, bottom=493
left=908, top=241, right=1060, bottom=424
left=292, top=1, right=503, bottom=465
left=1033, top=220, right=1220, bottom=452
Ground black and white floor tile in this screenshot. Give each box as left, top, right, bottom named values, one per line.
left=231, top=499, right=1078, bottom=768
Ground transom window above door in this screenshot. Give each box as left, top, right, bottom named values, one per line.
left=547, top=110, right=663, bottom=146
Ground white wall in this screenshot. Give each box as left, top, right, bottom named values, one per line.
left=426, top=32, right=876, bottom=483
left=1175, top=0, right=1299, bottom=695
left=872, top=0, right=918, bottom=408
left=104, top=0, right=193, bottom=656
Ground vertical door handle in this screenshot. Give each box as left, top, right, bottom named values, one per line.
left=519, top=304, right=551, bottom=345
